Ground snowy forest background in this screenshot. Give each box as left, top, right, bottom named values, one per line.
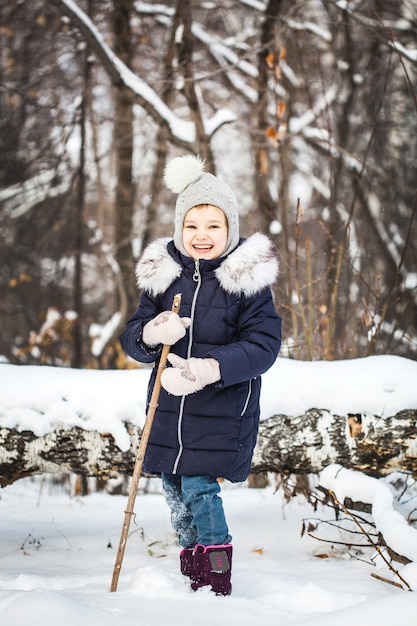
left=1, top=0, right=417, bottom=370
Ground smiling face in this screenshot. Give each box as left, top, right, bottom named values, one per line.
left=182, top=204, right=228, bottom=260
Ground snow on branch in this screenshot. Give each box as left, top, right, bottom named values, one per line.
left=53, top=0, right=238, bottom=146
left=0, top=167, right=73, bottom=219
left=284, top=17, right=332, bottom=43
left=390, top=40, right=417, bottom=63
left=135, top=1, right=173, bottom=16
left=335, top=2, right=417, bottom=64
left=192, top=22, right=259, bottom=80
left=52, top=0, right=195, bottom=146
left=137, top=1, right=259, bottom=103
left=289, top=84, right=339, bottom=135
left=320, top=464, right=417, bottom=563
left=137, top=1, right=258, bottom=79
left=238, top=0, right=266, bottom=11
left=320, top=463, right=417, bottom=590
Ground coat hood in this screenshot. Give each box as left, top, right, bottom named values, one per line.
left=135, top=232, right=278, bottom=298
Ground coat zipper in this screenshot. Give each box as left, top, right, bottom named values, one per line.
left=173, top=260, right=201, bottom=474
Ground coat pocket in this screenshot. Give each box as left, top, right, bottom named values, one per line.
left=239, top=379, right=253, bottom=416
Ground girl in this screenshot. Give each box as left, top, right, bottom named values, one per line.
left=119, top=155, right=282, bottom=595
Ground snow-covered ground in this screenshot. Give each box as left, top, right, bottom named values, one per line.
left=1, top=355, right=417, bottom=624
left=1, top=474, right=417, bottom=626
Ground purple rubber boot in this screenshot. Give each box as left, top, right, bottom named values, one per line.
left=191, top=544, right=233, bottom=596
left=180, top=548, right=194, bottom=577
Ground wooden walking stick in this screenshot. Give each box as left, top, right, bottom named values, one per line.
left=110, top=292, right=182, bottom=592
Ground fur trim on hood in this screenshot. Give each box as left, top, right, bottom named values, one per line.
left=215, top=233, right=278, bottom=296
left=135, top=233, right=278, bottom=298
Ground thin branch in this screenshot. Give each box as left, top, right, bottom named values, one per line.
left=327, top=489, right=413, bottom=592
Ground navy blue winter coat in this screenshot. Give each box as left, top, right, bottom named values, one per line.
left=119, top=233, right=282, bottom=482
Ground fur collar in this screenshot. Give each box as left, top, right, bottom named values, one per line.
left=136, top=233, right=278, bottom=298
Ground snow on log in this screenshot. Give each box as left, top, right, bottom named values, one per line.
left=1, top=359, right=416, bottom=487
left=1, top=408, right=417, bottom=487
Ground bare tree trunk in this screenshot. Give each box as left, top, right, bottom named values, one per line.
left=72, top=0, right=93, bottom=369
left=177, top=0, right=212, bottom=162
left=141, top=2, right=182, bottom=252
left=253, top=0, right=283, bottom=232
left=112, top=0, right=136, bottom=314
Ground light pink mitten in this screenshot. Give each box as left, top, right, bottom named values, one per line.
left=142, top=311, right=191, bottom=347
left=161, top=354, right=220, bottom=396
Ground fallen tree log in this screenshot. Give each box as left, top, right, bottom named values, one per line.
left=252, top=408, right=417, bottom=477
left=1, top=408, right=416, bottom=487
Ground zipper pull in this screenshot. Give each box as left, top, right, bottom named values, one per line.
left=193, top=259, right=200, bottom=282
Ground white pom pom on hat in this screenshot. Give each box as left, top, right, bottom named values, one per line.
left=164, top=155, right=206, bottom=194
left=164, top=154, right=240, bottom=258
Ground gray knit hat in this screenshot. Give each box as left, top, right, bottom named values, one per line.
left=164, top=155, right=239, bottom=257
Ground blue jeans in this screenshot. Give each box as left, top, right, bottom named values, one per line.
left=161, top=474, right=232, bottom=549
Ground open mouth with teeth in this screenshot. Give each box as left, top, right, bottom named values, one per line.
left=193, top=244, right=214, bottom=254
